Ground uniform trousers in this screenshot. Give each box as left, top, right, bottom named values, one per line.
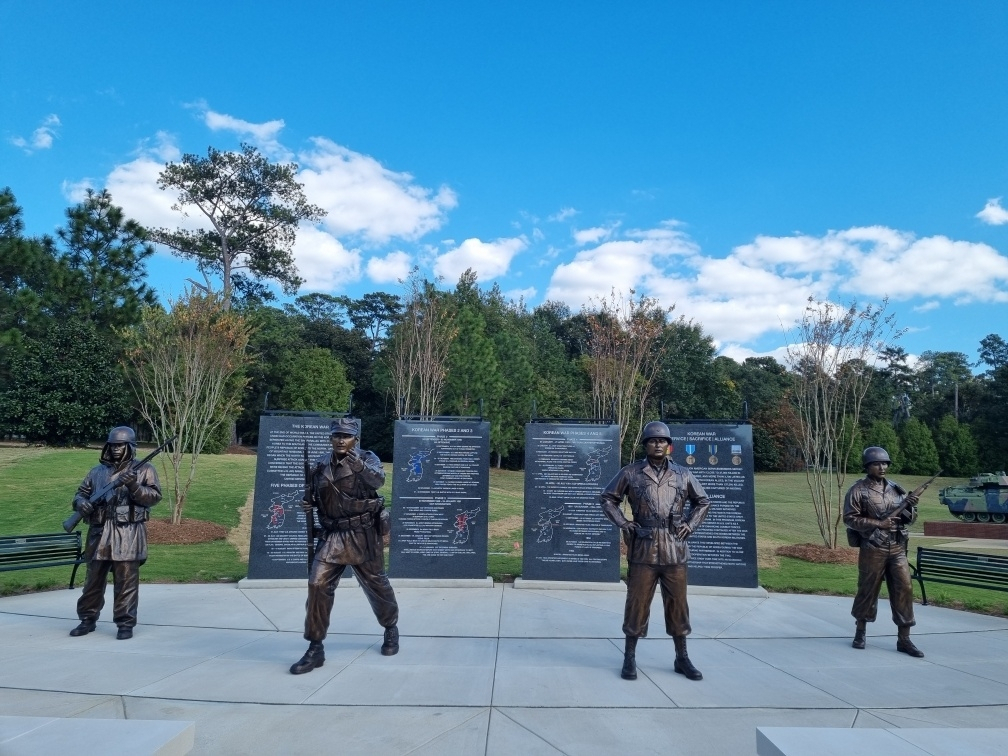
left=76, top=558, right=142, bottom=628
left=304, top=549, right=399, bottom=641
left=623, top=562, right=690, bottom=638
left=851, top=540, right=916, bottom=627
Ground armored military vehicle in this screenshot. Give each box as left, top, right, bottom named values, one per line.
left=939, top=472, right=1008, bottom=523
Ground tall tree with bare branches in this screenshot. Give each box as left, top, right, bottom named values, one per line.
left=383, top=271, right=457, bottom=418
left=785, top=297, right=900, bottom=548
left=122, top=288, right=251, bottom=524
left=584, top=289, right=673, bottom=460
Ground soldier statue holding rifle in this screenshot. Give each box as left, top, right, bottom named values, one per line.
left=844, top=446, right=937, bottom=658
left=290, top=417, right=398, bottom=674
left=68, top=426, right=162, bottom=640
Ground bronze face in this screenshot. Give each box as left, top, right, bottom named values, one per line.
left=330, top=432, right=358, bottom=459
left=107, top=443, right=128, bottom=465
left=644, top=437, right=670, bottom=465
left=866, top=460, right=889, bottom=483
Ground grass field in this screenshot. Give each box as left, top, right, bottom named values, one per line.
left=2, top=447, right=1006, bottom=615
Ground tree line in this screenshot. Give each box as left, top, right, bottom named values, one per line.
left=2, top=147, right=1007, bottom=502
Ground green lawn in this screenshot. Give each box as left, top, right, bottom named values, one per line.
left=3, top=448, right=1006, bottom=616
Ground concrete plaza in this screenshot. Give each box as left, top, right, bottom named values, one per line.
left=2, top=580, right=1007, bottom=755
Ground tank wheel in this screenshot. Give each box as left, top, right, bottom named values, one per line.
left=962, top=512, right=977, bottom=523
left=993, top=514, right=1006, bottom=524
left=977, top=513, right=992, bottom=523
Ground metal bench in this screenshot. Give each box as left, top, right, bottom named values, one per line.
left=0, top=532, right=86, bottom=589
left=911, top=546, right=1008, bottom=605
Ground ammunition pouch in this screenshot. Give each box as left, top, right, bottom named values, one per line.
left=320, top=511, right=376, bottom=533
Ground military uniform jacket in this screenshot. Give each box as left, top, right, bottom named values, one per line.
left=843, top=476, right=916, bottom=548
left=73, top=460, right=161, bottom=562
left=600, top=459, right=711, bottom=565
left=310, top=449, right=386, bottom=565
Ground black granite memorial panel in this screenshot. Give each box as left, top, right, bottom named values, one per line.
left=667, top=421, right=759, bottom=588
left=521, top=423, right=622, bottom=582
left=246, top=415, right=332, bottom=580
left=388, top=419, right=490, bottom=579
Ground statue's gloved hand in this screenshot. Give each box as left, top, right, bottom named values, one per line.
left=675, top=523, right=691, bottom=540
left=118, top=469, right=139, bottom=493
left=344, top=449, right=364, bottom=472
left=76, top=500, right=94, bottom=516
left=300, top=498, right=314, bottom=515
left=620, top=521, right=639, bottom=536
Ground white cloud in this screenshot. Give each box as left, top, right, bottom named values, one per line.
left=196, top=103, right=290, bottom=160
left=61, top=179, right=94, bottom=204
left=10, top=114, right=60, bottom=152
left=105, top=133, right=185, bottom=231
left=298, top=137, right=457, bottom=244
left=573, top=224, right=618, bottom=245
left=977, top=198, right=1008, bottom=225
left=294, top=226, right=362, bottom=291
left=366, top=250, right=412, bottom=284
left=913, top=300, right=940, bottom=312
left=433, top=237, right=528, bottom=283
left=546, top=222, right=698, bottom=306
left=549, top=207, right=577, bottom=222
left=544, top=220, right=1008, bottom=348
left=504, top=287, right=537, bottom=303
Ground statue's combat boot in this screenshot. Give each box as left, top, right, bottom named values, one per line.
left=69, top=620, right=96, bottom=637
left=381, top=625, right=399, bottom=656
left=896, top=626, right=924, bottom=658
left=290, top=641, right=325, bottom=674
left=621, top=636, right=638, bottom=680
left=673, top=635, right=703, bottom=681
left=852, top=620, right=866, bottom=649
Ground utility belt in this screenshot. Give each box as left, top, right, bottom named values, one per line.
left=634, top=515, right=680, bottom=539
left=320, top=511, right=376, bottom=533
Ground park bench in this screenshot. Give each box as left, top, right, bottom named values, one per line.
left=911, top=546, right=1008, bottom=605
left=0, top=532, right=86, bottom=589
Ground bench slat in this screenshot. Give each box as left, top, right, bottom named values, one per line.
left=914, top=546, right=1008, bottom=604
left=0, top=532, right=85, bottom=589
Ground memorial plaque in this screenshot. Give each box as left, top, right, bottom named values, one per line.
left=389, top=419, right=490, bottom=579
left=667, top=421, right=758, bottom=588
left=246, top=414, right=333, bottom=580
left=522, top=423, right=622, bottom=582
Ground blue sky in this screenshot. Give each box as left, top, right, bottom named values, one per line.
left=3, top=1, right=1008, bottom=367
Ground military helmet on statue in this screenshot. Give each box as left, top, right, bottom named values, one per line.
left=862, top=446, right=892, bottom=468
left=641, top=421, right=673, bottom=444
left=107, top=426, right=136, bottom=445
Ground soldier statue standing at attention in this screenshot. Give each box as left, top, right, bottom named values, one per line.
left=69, top=426, right=162, bottom=640
left=843, top=446, right=924, bottom=657
left=291, top=417, right=398, bottom=674
left=600, top=421, right=711, bottom=681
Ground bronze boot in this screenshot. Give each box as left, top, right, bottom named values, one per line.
left=896, top=626, right=924, bottom=658
left=290, top=641, right=325, bottom=674
left=673, top=635, right=702, bottom=681
left=69, top=620, right=96, bottom=637
left=381, top=625, right=399, bottom=656
left=621, top=636, right=638, bottom=680
left=852, top=620, right=866, bottom=649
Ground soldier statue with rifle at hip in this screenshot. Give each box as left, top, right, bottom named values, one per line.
left=290, top=417, right=398, bottom=674
left=67, top=427, right=164, bottom=640
left=844, top=446, right=940, bottom=658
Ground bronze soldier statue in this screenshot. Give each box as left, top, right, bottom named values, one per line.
left=291, top=417, right=398, bottom=674
left=843, top=446, right=923, bottom=657
left=69, top=426, right=162, bottom=640
left=600, top=421, right=711, bottom=681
